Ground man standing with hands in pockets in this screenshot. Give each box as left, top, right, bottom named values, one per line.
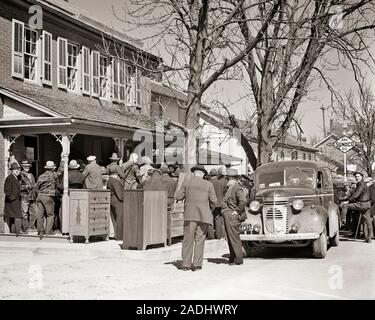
left=222, top=168, right=247, bottom=265
left=175, top=165, right=217, bottom=271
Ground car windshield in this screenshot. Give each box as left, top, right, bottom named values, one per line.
left=257, top=167, right=315, bottom=189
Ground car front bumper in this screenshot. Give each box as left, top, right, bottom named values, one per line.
left=240, top=232, right=320, bottom=242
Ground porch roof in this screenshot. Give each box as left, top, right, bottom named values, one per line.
left=0, top=86, right=158, bottom=133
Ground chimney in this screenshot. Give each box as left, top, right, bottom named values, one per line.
left=301, top=137, right=307, bottom=142
left=329, top=119, right=334, bottom=133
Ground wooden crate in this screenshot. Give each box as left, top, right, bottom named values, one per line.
left=167, top=202, right=184, bottom=246
left=123, top=190, right=167, bottom=250
left=69, top=189, right=110, bottom=243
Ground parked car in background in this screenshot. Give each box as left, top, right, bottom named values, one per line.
left=240, top=161, right=340, bottom=258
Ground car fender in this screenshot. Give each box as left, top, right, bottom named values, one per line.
left=290, top=206, right=328, bottom=234
left=327, top=202, right=340, bottom=238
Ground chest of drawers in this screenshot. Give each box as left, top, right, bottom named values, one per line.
left=69, top=189, right=110, bottom=243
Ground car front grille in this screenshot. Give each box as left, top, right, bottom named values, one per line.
left=263, top=204, right=289, bottom=234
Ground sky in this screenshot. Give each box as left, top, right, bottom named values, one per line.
left=69, top=0, right=374, bottom=143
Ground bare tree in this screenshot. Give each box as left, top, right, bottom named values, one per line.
left=120, top=0, right=281, bottom=168
left=234, top=0, right=375, bottom=165
left=334, top=85, right=375, bottom=176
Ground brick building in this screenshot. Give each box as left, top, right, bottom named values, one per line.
left=0, top=0, right=181, bottom=233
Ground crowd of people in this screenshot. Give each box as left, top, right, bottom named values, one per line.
left=4, top=151, right=253, bottom=268
left=3, top=152, right=181, bottom=240
left=338, top=171, right=375, bottom=243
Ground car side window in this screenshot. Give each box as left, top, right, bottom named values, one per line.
left=323, top=169, right=333, bottom=189
left=317, top=171, right=323, bottom=189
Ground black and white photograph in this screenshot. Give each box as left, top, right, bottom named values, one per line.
left=0, top=0, right=375, bottom=303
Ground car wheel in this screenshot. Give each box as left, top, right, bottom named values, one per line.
left=312, top=227, right=328, bottom=258
left=329, top=231, right=340, bottom=247
left=242, top=241, right=255, bottom=257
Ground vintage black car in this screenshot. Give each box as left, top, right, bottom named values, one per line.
left=241, top=160, right=340, bottom=258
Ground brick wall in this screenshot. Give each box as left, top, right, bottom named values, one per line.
left=0, top=0, right=157, bottom=116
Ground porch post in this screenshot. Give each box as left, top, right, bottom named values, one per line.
left=61, top=134, right=70, bottom=234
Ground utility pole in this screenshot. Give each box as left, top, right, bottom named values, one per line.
left=320, top=106, right=327, bottom=137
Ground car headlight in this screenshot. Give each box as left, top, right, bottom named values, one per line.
left=249, top=200, right=261, bottom=212
left=292, top=199, right=304, bottom=211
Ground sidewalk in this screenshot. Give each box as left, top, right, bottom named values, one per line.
left=0, top=236, right=228, bottom=261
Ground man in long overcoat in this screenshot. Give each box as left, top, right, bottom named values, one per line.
left=4, top=162, right=23, bottom=235
left=175, top=165, right=217, bottom=271
left=82, top=156, right=103, bottom=189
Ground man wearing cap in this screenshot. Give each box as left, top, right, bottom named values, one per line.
left=160, top=164, right=177, bottom=207
left=19, top=160, right=37, bottom=232
left=36, top=161, right=58, bottom=237
left=82, top=156, right=103, bottom=189
left=222, top=168, right=247, bottom=265
left=175, top=165, right=217, bottom=271
left=340, top=171, right=371, bottom=240
left=68, top=160, right=84, bottom=189
left=209, top=167, right=228, bottom=239
left=4, top=162, right=23, bottom=235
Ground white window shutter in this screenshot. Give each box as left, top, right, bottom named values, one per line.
left=57, top=37, right=67, bottom=89
left=42, top=31, right=52, bottom=85
left=91, top=51, right=99, bottom=97
left=81, top=46, right=90, bottom=95
left=11, top=19, right=24, bottom=79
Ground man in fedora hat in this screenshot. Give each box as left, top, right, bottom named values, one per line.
left=19, top=160, right=37, bottom=232
left=4, top=162, right=23, bottom=236
left=175, top=164, right=217, bottom=271
left=340, top=171, right=372, bottom=241
left=222, top=168, right=247, bottom=265
left=82, top=156, right=103, bottom=189
left=36, top=161, right=58, bottom=237
left=68, top=160, right=84, bottom=189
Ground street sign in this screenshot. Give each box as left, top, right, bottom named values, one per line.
left=333, top=136, right=356, bottom=153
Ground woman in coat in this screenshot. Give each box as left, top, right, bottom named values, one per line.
left=4, top=162, right=23, bottom=235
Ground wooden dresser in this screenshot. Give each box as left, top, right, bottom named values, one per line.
left=69, top=189, right=111, bottom=243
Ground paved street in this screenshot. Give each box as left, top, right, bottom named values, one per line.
left=0, top=235, right=374, bottom=300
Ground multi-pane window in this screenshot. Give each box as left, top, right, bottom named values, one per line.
left=112, top=59, right=126, bottom=102
left=99, top=56, right=108, bottom=98
left=81, top=47, right=90, bottom=94
left=67, top=43, right=79, bottom=91
left=42, top=31, right=52, bottom=85
left=126, top=65, right=140, bottom=105
left=24, top=27, right=38, bottom=81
